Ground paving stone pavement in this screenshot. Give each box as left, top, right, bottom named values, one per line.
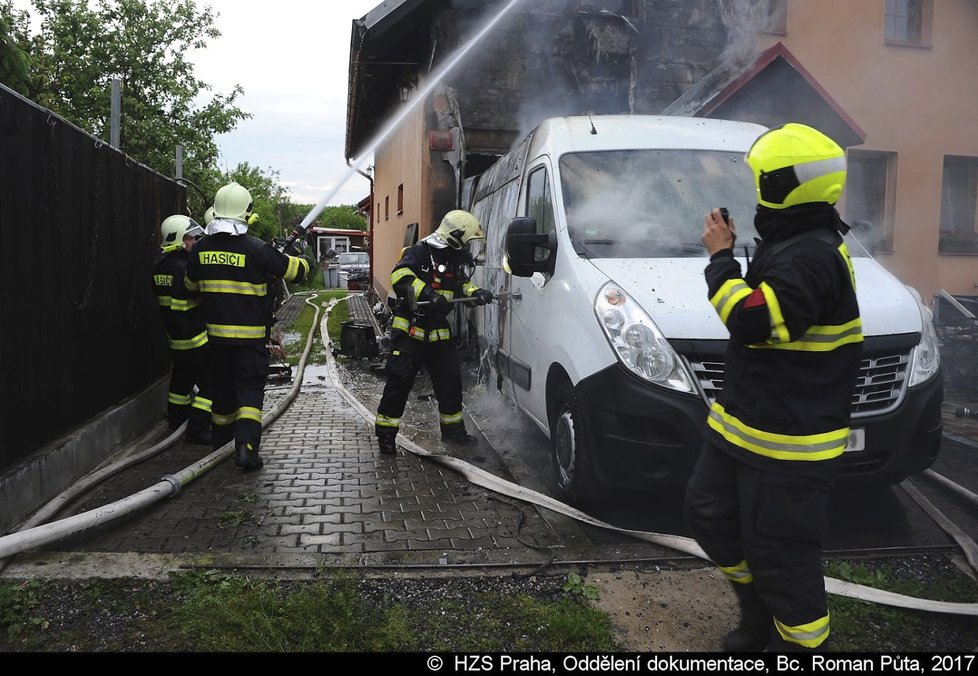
left=21, top=294, right=593, bottom=573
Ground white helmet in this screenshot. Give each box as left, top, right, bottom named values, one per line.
left=213, top=182, right=254, bottom=222
left=160, top=215, right=204, bottom=248
left=203, top=206, right=216, bottom=226
left=435, top=210, right=484, bottom=250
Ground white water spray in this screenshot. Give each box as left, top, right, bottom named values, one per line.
left=299, top=0, right=528, bottom=231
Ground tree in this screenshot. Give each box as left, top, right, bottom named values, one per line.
left=0, top=3, right=31, bottom=95
left=18, top=0, right=249, bottom=181
left=291, top=204, right=368, bottom=232
left=222, top=162, right=290, bottom=243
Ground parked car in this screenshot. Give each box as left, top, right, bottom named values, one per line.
left=463, top=115, right=943, bottom=504
left=337, top=251, right=370, bottom=282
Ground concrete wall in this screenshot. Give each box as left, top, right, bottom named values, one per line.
left=757, top=0, right=978, bottom=300
left=0, top=378, right=167, bottom=533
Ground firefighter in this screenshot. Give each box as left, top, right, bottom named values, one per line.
left=185, top=182, right=311, bottom=471
left=684, top=123, right=863, bottom=652
left=152, top=214, right=212, bottom=444
left=375, top=210, right=493, bottom=455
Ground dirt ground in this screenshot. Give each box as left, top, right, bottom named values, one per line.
left=587, top=567, right=735, bottom=651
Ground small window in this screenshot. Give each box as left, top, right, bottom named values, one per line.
left=846, top=151, right=896, bottom=254
left=762, top=0, right=788, bottom=34
left=526, top=166, right=555, bottom=263
left=939, top=156, right=978, bottom=254
left=885, top=0, right=932, bottom=47
left=397, top=184, right=404, bottom=215
left=385, top=195, right=389, bottom=221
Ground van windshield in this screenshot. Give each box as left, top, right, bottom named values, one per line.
left=559, top=149, right=760, bottom=258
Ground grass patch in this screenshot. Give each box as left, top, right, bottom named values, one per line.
left=283, top=290, right=350, bottom=365
left=825, top=556, right=978, bottom=651
left=1, top=573, right=618, bottom=652
left=169, top=572, right=617, bottom=652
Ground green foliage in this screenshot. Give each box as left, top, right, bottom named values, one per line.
left=563, top=571, right=601, bottom=600
left=824, top=558, right=978, bottom=652
left=292, top=204, right=368, bottom=232
left=0, top=4, right=31, bottom=95
left=0, top=581, right=43, bottom=639
left=18, top=0, right=249, bottom=180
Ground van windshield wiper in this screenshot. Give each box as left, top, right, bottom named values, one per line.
left=583, top=239, right=615, bottom=245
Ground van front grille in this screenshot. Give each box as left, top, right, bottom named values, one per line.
left=687, top=351, right=910, bottom=419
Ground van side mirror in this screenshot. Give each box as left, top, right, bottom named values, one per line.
left=505, top=217, right=557, bottom=277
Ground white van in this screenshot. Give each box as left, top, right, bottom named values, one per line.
left=464, top=115, right=944, bottom=503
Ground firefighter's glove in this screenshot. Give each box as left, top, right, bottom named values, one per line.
left=430, top=293, right=452, bottom=315
left=472, top=289, right=494, bottom=306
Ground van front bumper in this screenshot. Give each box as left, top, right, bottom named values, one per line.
left=575, top=364, right=706, bottom=488
left=837, top=369, right=943, bottom=486
left=575, top=365, right=944, bottom=490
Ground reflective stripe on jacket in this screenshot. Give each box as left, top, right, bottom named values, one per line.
left=704, top=218, right=862, bottom=465
left=389, top=241, right=480, bottom=342
left=152, top=247, right=208, bottom=351
left=185, top=233, right=310, bottom=345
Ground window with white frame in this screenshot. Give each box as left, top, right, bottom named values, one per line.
left=939, top=156, right=978, bottom=254
left=885, top=0, right=932, bottom=46
left=846, top=151, right=896, bottom=253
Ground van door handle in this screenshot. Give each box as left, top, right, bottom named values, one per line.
left=511, top=290, right=522, bottom=303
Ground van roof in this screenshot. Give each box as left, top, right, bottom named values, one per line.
left=528, top=115, right=768, bottom=157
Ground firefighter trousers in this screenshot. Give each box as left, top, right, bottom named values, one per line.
left=376, top=334, right=464, bottom=437
left=684, top=439, right=835, bottom=649
left=208, top=343, right=269, bottom=451
left=167, top=346, right=212, bottom=435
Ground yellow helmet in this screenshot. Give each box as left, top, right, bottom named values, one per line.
left=213, top=182, right=254, bottom=222
left=160, top=215, right=203, bottom=249
left=746, top=123, right=847, bottom=210
left=435, top=209, right=484, bottom=250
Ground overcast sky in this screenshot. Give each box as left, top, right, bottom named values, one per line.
left=13, top=0, right=382, bottom=207
left=191, top=0, right=381, bottom=207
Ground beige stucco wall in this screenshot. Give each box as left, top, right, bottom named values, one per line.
left=370, top=100, right=430, bottom=296
left=757, top=0, right=978, bottom=300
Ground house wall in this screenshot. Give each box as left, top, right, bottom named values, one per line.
left=757, top=0, right=978, bottom=300
left=371, top=102, right=427, bottom=295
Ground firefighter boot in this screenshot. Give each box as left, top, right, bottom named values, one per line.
left=723, top=582, right=772, bottom=652
left=377, top=432, right=398, bottom=455
left=441, top=424, right=479, bottom=447
left=234, top=441, right=263, bottom=471
left=185, top=412, right=213, bottom=446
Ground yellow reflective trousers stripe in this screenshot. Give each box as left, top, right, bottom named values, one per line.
left=168, top=392, right=192, bottom=406
left=707, top=403, right=848, bottom=461
left=440, top=411, right=463, bottom=425
left=775, top=613, right=830, bottom=649
left=192, top=396, right=213, bottom=413
left=718, top=560, right=754, bottom=585
left=376, top=414, right=400, bottom=428
left=206, top=323, right=266, bottom=340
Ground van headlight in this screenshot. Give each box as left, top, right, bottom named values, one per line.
left=907, top=286, right=941, bottom=388
left=595, top=282, right=695, bottom=393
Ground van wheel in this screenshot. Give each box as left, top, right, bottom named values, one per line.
left=550, top=380, right=596, bottom=505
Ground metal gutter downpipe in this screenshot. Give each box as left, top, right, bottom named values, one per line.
left=0, top=295, right=325, bottom=560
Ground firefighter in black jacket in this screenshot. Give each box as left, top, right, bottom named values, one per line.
left=375, top=210, right=493, bottom=455
left=152, top=215, right=211, bottom=444
left=684, top=124, right=863, bottom=652
left=185, top=182, right=311, bottom=471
